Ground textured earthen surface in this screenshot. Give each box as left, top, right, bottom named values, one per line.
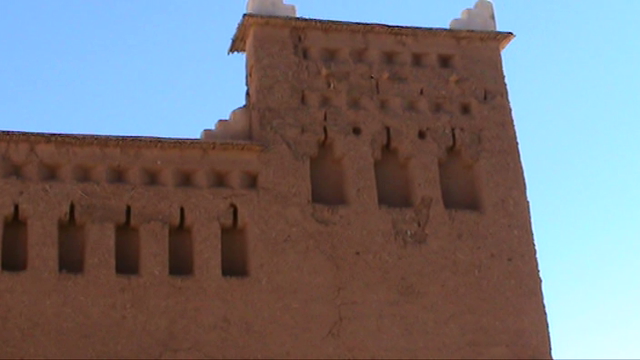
left=0, top=15, right=551, bottom=359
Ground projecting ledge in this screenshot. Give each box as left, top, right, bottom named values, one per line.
left=0, top=131, right=265, bottom=152
left=229, top=14, right=515, bottom=54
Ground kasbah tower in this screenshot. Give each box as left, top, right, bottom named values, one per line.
left=0, top=0, right=552, bottom=359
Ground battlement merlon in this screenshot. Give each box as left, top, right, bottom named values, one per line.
left=229, top=14, right=515, bottom=54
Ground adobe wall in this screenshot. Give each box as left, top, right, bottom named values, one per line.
left=0, top=16, right=551, bottom=360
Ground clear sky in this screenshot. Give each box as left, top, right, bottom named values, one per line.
left=1, top=1, right=639, bottom=358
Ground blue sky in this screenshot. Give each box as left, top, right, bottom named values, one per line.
left=1, top=1, right=639, bottom=358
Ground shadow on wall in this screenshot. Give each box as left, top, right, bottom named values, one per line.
left=310, top=137, right=347, bottom=206
left=221, top=204, right=248, bottom=277
left=58, top=203, right=85, bottom=274
left=1, top=205, right=27, bottom=272
left=439, top=149, right=481, bottom=211
left=375, top=127, right=412, bottom=208
left=1, top=203, right=250, bottom=279
left=169, top=207, right=193, bottom=276
left=116, top=206, right=140, bottom=276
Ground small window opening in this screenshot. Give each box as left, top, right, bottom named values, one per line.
left=382, top=51, right=398, bottom=65
left=439, top=149, right=482, bottom=211
left=405, top=100, right=418, bottom=112
left=1, top=205, right=28, bottom=272
left=73, top=166, right=92, bottom=183
left=460, top=103, right=472, bottom=115
left=310, top=129, right=347, bottom=206
left=348, top=97, right=361, bottom=110
left=321, top=48, right=339, bottom=63
left=175, top=171, right=194, bottom=188
left=351, top=48, right=367, bottom=64
left=379, top=99, right=389, bottom=111
left=38, top=164, right=57, bottom=181
left=106, top=167, right=126, bottom=184
left=141, top=168, right=160, bottom=186
left=375, top=128, right=412, bottom=208
left=115, top=206, right=140, bottom=275
left=412, top=53, right=425, bottom=67
left=58, top=203, right=85, bottom=274
left=438, top=54, right=454, bottom=69
left=169, top=207, right=193, bottom=276
left=238, top=172, right=258, bottom=189
left=221, top=204, right=248, bottom=277
left=320, top=95, right=332, bottom=108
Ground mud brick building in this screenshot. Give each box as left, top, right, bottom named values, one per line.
left=0, top=7, right=551, bottom=360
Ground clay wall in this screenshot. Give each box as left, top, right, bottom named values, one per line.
left=240, top=16, right=551, bottom=358
left=0, top=16, right=551, bottom=359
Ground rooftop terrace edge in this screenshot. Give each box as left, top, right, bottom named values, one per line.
left=0, top=130, right=265, bottom=152
left=229, top=14, right=515, bottom=54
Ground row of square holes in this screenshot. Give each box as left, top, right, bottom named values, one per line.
left=348, top=126, right=443, bottom=142
left=0, top=161, right=258, bottom=189
left=302, top=47, right=455, bottom=69
left=302, top=91, right=472, bottom=115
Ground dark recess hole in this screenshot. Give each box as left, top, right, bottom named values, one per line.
left=320, top=95, right=332, bottom=108
left=438, top=54, right=453, bottom=69
left=374, top=128, right=412, bottom=208
left=418, top=130, right=427, bottom=140
left=383, top=51, right=398, bottom=65
left=169, top=207, right=193, bottom=276
left=379, top=99, right=389, bottom=111
left=106, top=167, right=126, bottom=184
left=39, top=164, right=57, bottom=181
left=322, top=48, right=339, bottom=63
left=115, top=206, right=140, bottom=275
left=348, top=97, right=361, bottom=110
left=351, top=48, right=367, bottom=63
left=310, top=132, right=347, bottom=206
left=58, top=203, right=85, bottom=274
left=1, top=205, right=28, bottom=272
left=352, top=127, right=362, bottom=136
left=439, top=150, right=481, bottom=211
left=1, top=163, right=22, bottom=179
left=221, top=204, right=248, bottom=277
left=412, top=53, right=424, bottom=67
left=461, top=103, right=472, bottom=115
left=73, top=166, right=92, bottom=183
left=143, top=169, right=160, bottom=186
left=239, top=172, right=258, bottom=189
